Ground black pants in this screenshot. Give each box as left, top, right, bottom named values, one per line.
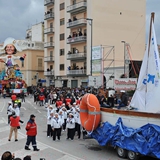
left=25, top=136, right=37, bottom=149
left=63, top=119, right=67, bottom=130
left=67, top=128, right=75, bottom=140
left=52, top=128, right=61, bottom=140
left=47, top=124, right=52, bottom=137
left=8, top=115, right=12, bottom=124
left=75, top=123, right=81, bottom=139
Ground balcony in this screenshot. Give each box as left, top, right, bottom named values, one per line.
left=67, top=69, right=86, bottom=77
left=44, top=71, right=54, bottom=76
left=44, top=27, right=54, bottom=34
left=44, top=0, right=54, bottom=6
left=67, top=1, right=87, bottom=14
left=67, top=36, right=86, bottom=44
left=44, top=42, right=54, bottom=48
left=67, top=52, right=86, bottom=61
left=44, top=12, right=54, bottom=20
left=67, top=19, right=87, bottom=28
left=44, top=56, right=54, bottom=62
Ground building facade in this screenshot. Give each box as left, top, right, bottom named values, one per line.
left=44, top=0, right=146, bottom=88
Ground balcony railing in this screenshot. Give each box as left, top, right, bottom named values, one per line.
left=44, top=0, right=54, bottom=6
left=67, top=1, right=87, bottom=13
left=44, top=56, right=54, bottom=62
left=67, top=69, right=86, bottom=76
left=44, top=71, right=54, bottom=76
left=44, top=42, right=54, bottom=48
left=67, top=18, right=87, bottom=28
left=44, top=12, right=54, bottom=20
left=67, top=52, right=86, bottom=60
left=44, top=27, right=54, bottom=34
left=67, top=36, right=86, bottom=44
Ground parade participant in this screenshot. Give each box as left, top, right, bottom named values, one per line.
left=61, top=106, right=68, bottom=131
left=58, top=110, right=64, bottom=135
left=51, top=113, right=62, bottom=141
left=20, top=90, right=25, bottom=103
left=0, top=37, right=26, bottom=79
left=8, top=111, right=20, bottom=141
left=25, top=114, right=40, bottom=151
left=38, top=93, right=45, bottom=106
left=11, top=93, right=17, bottom=106
left=13, top=103, right=20, bottom=116
left=2, top=89, right=7, bottom=98
left=66, top=113, right=75, bottom=141
left=47, top=112, right=54, bottom=138
left=15, top=98, right=21, bottom=108
left=68, top=102, right=76, bottom=116
left=7, top=101, right=14, bottom=124
left=74, top=107, right=81, bottom=139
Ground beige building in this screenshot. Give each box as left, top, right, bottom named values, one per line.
left=44, top=0, right=146, bottom=88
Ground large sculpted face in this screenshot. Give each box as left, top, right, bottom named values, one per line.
left=5, top=44, right=15, bottom=55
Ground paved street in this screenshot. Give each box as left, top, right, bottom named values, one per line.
left=0, top=96, right=157, bottom=160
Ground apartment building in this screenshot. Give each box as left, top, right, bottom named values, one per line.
left=44, top=0, right=146, bottom=88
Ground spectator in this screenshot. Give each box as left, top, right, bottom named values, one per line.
left=23, top=156, right=31, bottom=160
left=1, top=151, right=15, bottom=160
left=73, top=16, right=77, bottom=21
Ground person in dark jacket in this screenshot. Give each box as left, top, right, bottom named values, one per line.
left=117, top=90, right=128, bottom=109
left=24, top=114, right=40, bottom=151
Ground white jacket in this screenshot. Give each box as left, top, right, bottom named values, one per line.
left=7, top=105, right=14, bottom=115
left=74, top=111, right=81, bottom=124
left=66, top=117, right=75, bottom=129
left=51, top=117, right=62, bottom=129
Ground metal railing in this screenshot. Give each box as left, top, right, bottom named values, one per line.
left=67, top=18, right=87, bottom=28
left=67, top=36, right=86, bottom=44
left=44, top=27, right=54, bottom=34
left=44, top=42, right=54, bottom=48
left=44, top=71, right=54, bottom=76
left=44, top=12, right=54, bottom=20
left=67, top=69, right=86, bottom=75
left=44, top=56, right=54, bottom=62
left=67, top=1, right=87, bottom=12
left=67, top=52, right=86, bottom=59
left=44, top=0, right=54, bottom=6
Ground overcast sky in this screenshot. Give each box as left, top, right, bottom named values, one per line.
left=0, top=0, right=160, bottom=44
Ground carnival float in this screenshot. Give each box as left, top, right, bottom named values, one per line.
left=0, top=37, right=27, bottom=95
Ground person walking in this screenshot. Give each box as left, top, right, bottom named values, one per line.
left=8, top=111, right=20, bottom=141
left=24, top=114, right=40, bottom=151
left=66, top=113, right=75, bottom=141
left=7, top=101, right=14, bottom=124
left=51, top=113, right=62, bottom=141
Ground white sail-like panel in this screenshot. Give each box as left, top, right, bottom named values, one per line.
left=130, top=21, right=160, bottom=113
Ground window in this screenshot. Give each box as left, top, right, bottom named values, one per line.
left=38, top=58, right=43, bottom=67
left=60, top=33, right=65, bottom=41
left=60, top=3, right=65, bottom=10
left=50, top=37, right=53, bottom=42
left=60, top=18, right=65, bottom=26
left=72, top=47, right=76, bottom=53
left=60, top=64, right=64, bottom=70
left=60, top=49, right=65, bottom=56
left=21, top=61, right=24, bottom=67
left=32, top=43, right=34, bottom=47
left=50, top=22, right=53, bottom=28
left=84, top=45, right=87, bottom=52
left=50, top=51, right=53, bottom=57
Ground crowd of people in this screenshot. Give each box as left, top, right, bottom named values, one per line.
left=1, top=85, right=130, bottom=160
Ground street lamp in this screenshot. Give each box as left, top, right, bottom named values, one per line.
left=121, top=41, right=126, bottom=76
left=86, top=18, right=93, bottom=76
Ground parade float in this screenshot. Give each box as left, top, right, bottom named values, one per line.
left=0, top=37, right=27, bottom=96
left=80, top=13, right=160, bottom=160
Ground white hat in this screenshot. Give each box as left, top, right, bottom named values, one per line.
left=8, top=101, right=12, bottom=104
left=1, top=37, right=22, bottom=52
left=120, top=90, right=125, bottom=93
left=73, top=102, right=76, bottom=105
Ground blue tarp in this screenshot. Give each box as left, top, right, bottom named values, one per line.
left=91, top=118, right=160, bottom=158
